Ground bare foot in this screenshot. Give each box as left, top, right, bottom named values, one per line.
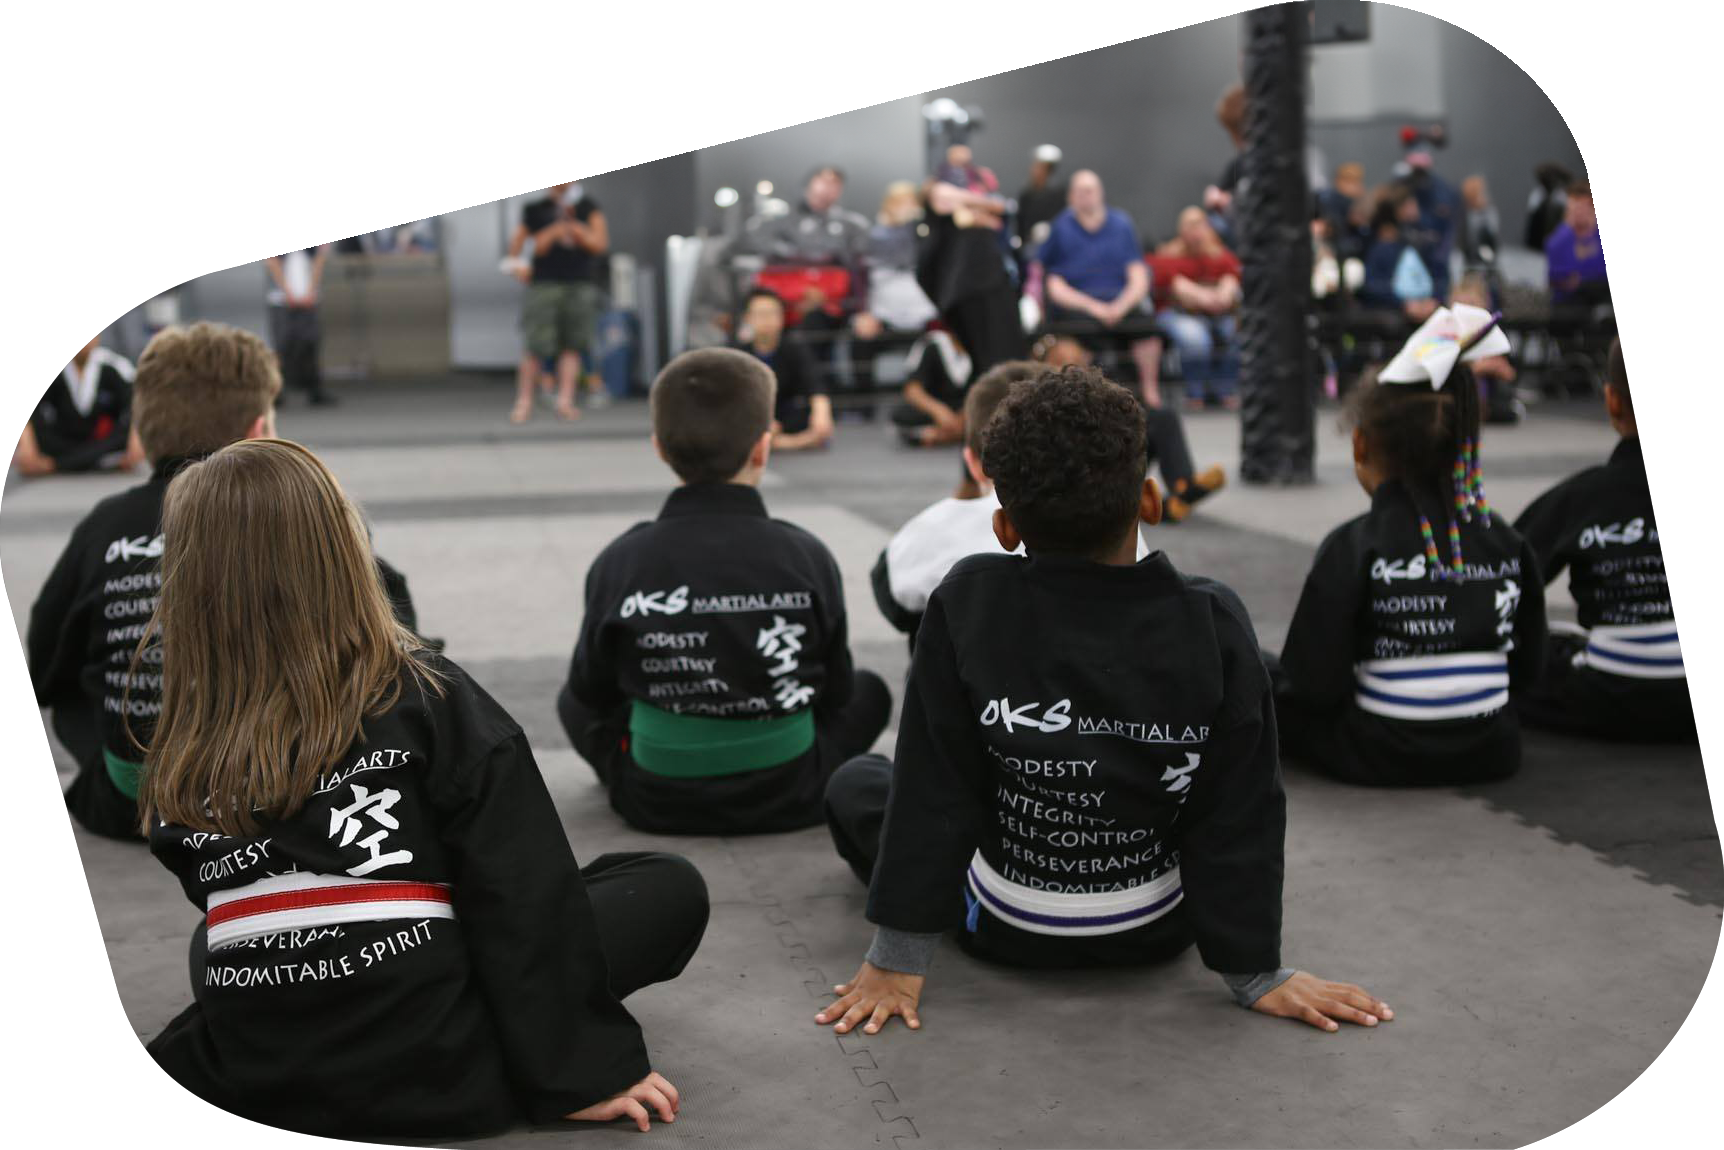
left=555, top=401, right=583, bottom=422
left=509, top=399, right=533, bottom=424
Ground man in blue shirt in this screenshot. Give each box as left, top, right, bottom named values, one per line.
left=1037, top=170, right=1160, bottom=402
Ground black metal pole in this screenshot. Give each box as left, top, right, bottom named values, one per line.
left=1237, top=2, right=1315, bottom=484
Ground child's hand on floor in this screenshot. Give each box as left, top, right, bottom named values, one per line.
left=1250, top=971, right=1393, bottom=1032
left=815, top=962, right=924, bottom=1035
left=565, top=1071, right=680, bottom=1131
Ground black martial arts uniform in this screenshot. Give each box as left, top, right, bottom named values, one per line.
left=1276, top=480, right=1546, bottom=785
left=29, top=347, right=134, bottom=472
left=559, top=482, right=890, bottom=835
left=828, top=551, right=1288, bottom=997
left=1512, top=437, right=1694, bottom=741
left=147, top=658, right=708, bottom=1140
left=27, top=456, right=421, bottom=840
left=889, top=333, right=968, bottom=441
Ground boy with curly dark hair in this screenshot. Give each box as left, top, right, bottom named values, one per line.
left=819, top=366, right=1390, bottom=1036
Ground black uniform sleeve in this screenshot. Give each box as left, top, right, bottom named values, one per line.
left=567, top=556, right=625, bottom=712
left=1177, top=606, right=1286, bottom=974
left=27, top=526, right=90, bottom=707
left=865, top=595, right=988, bottom=933
left=814, top=542, right=856, bottom=714
left=1279, top=525, right=1363, bottom=712
left=1509, top=535, right=1549, bottom=689
left=374, top=556, right=420, bottom=635
left=1511, top=480, right=1573, bottom=587
left=435, top=732, right=650, bottom=1121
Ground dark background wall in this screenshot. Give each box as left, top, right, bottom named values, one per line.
left=169, top=4, right=1587, bottom=371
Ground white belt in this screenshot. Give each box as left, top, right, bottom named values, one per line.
left=206, top=871, right=456, bottom=950
left=966, top=852, right=1183, bottom=937
left=1580, top=622, right=1684, bottom=680
left=1355, top=650, right=1510, bottom=721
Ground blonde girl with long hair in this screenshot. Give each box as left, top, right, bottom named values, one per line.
left=140, top=438, right=707, bottom=1140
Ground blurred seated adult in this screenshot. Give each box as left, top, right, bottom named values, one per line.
left=1317, top=162, right=1371, bottom=262
left=1037, top=170, right=1162, bottom=400
left=858, top=181, right=938, bottom=341
left=1360, top=191, right=1439, bottom=325
left=744, top=165, right=871, bottom=336
left=1148, top=208, right=1243, bottom=411
left=14, top=335, right=144, bottom=477
left=1545, top=180, right=1608, bottom=308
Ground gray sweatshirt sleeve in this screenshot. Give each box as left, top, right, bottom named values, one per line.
left=864, top=927, right=942, bottom=976
left=1222, top=968, right=1297, bottom=1007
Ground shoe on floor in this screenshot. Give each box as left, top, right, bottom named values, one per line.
left=1164, top=465, right=1227, bottom=523
left=308, top=392, right=340, bottom=407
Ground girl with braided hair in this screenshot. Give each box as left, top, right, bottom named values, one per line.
left=1274, top=306, right=1547, bottom=786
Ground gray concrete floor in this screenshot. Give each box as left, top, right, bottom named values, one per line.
left=3, top=376, right=1718, bottom=1149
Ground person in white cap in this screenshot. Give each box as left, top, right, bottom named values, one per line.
left=1014, top=144, right=1066, bottom=269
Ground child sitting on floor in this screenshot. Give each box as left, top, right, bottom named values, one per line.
left=27, top=322, right=420, bottom=841
left=143, top=439, right=706, bottom=1140
left=13, top=334, right=145, bottom=477
left=822, top=366, right=1390, bottom=1036
left=1512, top=338, right=1694, bottom=741
left=1275, top=305, right=1546, bottom=785
left=872, top=360, right=1048, bottom=644
left=559, top=347, right=890, bottom=834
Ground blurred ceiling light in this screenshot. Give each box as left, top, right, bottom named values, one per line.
left=714, top=187, right=739, bottom=208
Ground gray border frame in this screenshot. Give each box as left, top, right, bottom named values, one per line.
left=3, top=2, right=1710, bottom=1150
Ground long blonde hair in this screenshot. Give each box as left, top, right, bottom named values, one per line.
left=137, top=439, right=441, bottom=836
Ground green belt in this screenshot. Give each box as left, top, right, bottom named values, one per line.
left=104, top=748, right=144, bottom=800
left=627, top=701, right=815, bottom=779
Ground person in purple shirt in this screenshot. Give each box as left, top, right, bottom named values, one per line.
left=1545, top=180, right=1608, bottom=306
left=1037, top=170, right=1161, bottom=399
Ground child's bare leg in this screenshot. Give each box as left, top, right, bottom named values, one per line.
left=1132, top=337, right=1164, bottom=407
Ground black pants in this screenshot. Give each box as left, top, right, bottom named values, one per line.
left=557, top=672, right=893, bottom=835
left=943, top=290, right=1028, bottom=380
left=50, top=703, right=142, bottom=841
left=1267, top=652, right=1521, bottom=787
left=190, top=851, right=709, bottom=1000
left=269, top=305, right=326, bottom=400
left=1515, top=634, right=1697, bottom=743
left=1144, top=404, right=1197, bottom=489
left=823, top=754, right=1195, bottom=969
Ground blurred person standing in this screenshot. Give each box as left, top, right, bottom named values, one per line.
left=918, top=176, right=1026, bottom=378
left=1014, top=144, right=1066, bottom=270
left=265, top=244, right=336, bottom=406
left=508, top=182, right=608, bottom=423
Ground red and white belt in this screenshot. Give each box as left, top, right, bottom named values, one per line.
left=206, top=872, right=456, bottom=950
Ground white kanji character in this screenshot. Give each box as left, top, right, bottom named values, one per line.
left=327, top=784, right=414, bottom=876
left=757, top=615, right=806, bottom=678
left=1161, top=752, right=1201, bottom=795
left=774, top=677, right=816, bottom=711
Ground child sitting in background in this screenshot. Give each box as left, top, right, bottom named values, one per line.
left=13, top=334, right=145, bottom=477
left=1275, top=306, right=1546, bottom=785
left=824, top=366, right=1390, bottom=1037
left=872, top=360, right=1048, bottom=645
left=889, top=329, right=971, bottom=448
left=1512, top=339, right=1694, bottom=742
left=27, top=323, right=421, bottom=841
left=734, top=288, right=834, bottom=452
left=559, top=348, right=890, bottom=834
